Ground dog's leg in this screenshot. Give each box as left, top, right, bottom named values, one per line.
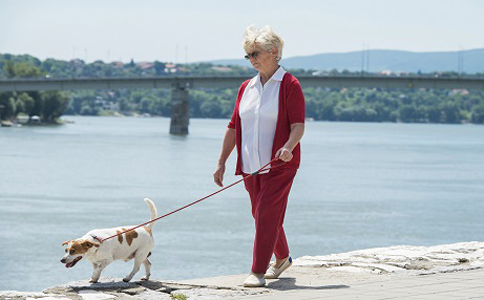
left=123, top=253, right=146, bottom=282
left=140, top=258, right=151, bottom=281
left=90, top=260, right=111, bottom=283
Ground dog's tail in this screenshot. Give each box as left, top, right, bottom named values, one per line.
left=144, top=198, right=158, bottom=231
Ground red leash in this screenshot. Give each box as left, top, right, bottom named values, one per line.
left=93, top=158, right=284, bottom=243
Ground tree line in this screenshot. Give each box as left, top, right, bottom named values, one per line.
left=63, top=86, right=484, bottom=124
left=0, top=54, right=483, bottom=124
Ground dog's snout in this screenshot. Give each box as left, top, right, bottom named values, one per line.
left=61, top=258, right=66, bottom=263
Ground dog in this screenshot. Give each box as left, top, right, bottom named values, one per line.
left=61, top=198, right=157, bottom=283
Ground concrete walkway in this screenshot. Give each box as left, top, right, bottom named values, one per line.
left=2, top=265, right=482, bottom=299
left=180, top=267, right=484, bottom=299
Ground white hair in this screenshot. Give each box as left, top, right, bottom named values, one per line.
left=243, top=25, right=284, bottom=62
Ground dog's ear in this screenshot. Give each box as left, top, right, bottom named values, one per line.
left=89, top=241, right=100, bottom=248
left=62, top=240, right=71, bottom=247
left=82, top=240, right=100, bottom=249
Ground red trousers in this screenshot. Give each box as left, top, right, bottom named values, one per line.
left=243, top=168, right=297, bottom=274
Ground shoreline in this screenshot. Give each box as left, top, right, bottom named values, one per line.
left=2, top=241, right=483, bottom=299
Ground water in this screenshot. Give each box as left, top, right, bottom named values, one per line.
left=1, top=116, right=483, bottom=291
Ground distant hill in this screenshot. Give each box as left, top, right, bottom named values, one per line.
left=210, top=48, right=484, bottom=73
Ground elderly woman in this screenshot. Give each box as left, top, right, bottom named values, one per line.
left=213, top=25, right=305, bottom=287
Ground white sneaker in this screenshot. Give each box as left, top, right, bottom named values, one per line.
left=265, top=256, right=292, bottom=279
left=243, top=273, right=266, bottom=287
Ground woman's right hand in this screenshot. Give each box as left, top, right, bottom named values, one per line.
left=213, top=163, right=226, bottom=187
left=214, top=128, right=235, bottom=187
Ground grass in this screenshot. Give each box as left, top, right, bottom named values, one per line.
left=170, top=293, right=188, bottom=300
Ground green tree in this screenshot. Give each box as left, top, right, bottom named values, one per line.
left=424, top=106, right=442, bottom=123
left=471, top=104, right=484, bottom=124
left=0, top=92, right=16, bottom=120
left=139, top=97, right=153, bottom=113
left=200, top=100, right=222, bottom=118
left=399, top=105, right=419, bottom=122
left=440, top=102, right=461, bottom=124
left=154, top=61, right=165, bottom=75
left=15, top=92, right=35, bottom=116
left=40, top=91, right=69, bottom=122
left=28, top=91, right=43, bottom=119
left=118, top=98, right=132, bottom=113
left=151, top=98, right=170, bottom=116
left=3, top=60, right=15, bottom=78
left=12, top=62, right=43, bottom=78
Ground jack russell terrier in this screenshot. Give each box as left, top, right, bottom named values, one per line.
left=61, top=198, right=157, bottom=283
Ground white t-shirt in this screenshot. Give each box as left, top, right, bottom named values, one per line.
left=239, top=66, right=287, bottom=174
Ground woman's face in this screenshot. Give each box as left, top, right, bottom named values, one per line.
left=246, top=45, right=277, bottom=72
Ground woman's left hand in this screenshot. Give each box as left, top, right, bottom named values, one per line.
left=275, top=147, right=293, bottom=162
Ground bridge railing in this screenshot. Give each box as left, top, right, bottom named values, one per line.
left=1, top=75, right=483, bottom=91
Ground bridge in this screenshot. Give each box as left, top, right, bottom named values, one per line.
left=1, top=75, right=483, bottom=134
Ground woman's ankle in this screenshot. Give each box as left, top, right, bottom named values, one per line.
left=274, top=256, right=289, bottom=268
left=251, top=272, right=265, bottom=278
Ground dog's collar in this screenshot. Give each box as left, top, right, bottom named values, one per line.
left=90, top=234, right=104, bottom=243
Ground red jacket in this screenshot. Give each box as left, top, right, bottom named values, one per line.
left=228, top=72, right=305, bottom=175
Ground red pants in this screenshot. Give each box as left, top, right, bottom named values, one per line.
left=243, top=168, right=297, bottom=274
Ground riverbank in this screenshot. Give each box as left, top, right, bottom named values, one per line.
left=0, top=115, right=67, bottom=127
left=2, top=241, right=482, bottom=299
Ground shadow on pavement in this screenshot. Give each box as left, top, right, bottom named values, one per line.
left=266, top=278, right=349, bottom=291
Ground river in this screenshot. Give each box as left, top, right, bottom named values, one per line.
left=0, top=116, right=483, bottom=291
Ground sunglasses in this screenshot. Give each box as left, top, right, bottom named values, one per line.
left=244, top=51, right=260, bottom=60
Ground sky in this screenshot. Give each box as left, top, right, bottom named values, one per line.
left=1, top=0, right=483, bottom=63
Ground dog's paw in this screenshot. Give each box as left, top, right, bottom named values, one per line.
left=89, top=278, right=98, bottom=283
left=140, top=276, right=149, bottom=281
left=122, top=277, right=131, bottom=282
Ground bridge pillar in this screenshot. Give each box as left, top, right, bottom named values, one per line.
left=170, top=85, right=189, bottom=135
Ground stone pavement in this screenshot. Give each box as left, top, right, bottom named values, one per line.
left=1, top=266, right=483, bottom=299
left=180, top=267, right=484, bottom=300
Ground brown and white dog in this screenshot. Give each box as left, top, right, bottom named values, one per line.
left=61, top=198, right=157, bottom=283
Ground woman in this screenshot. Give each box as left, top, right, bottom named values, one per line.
left=213, top=25, right=305, bottom=287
